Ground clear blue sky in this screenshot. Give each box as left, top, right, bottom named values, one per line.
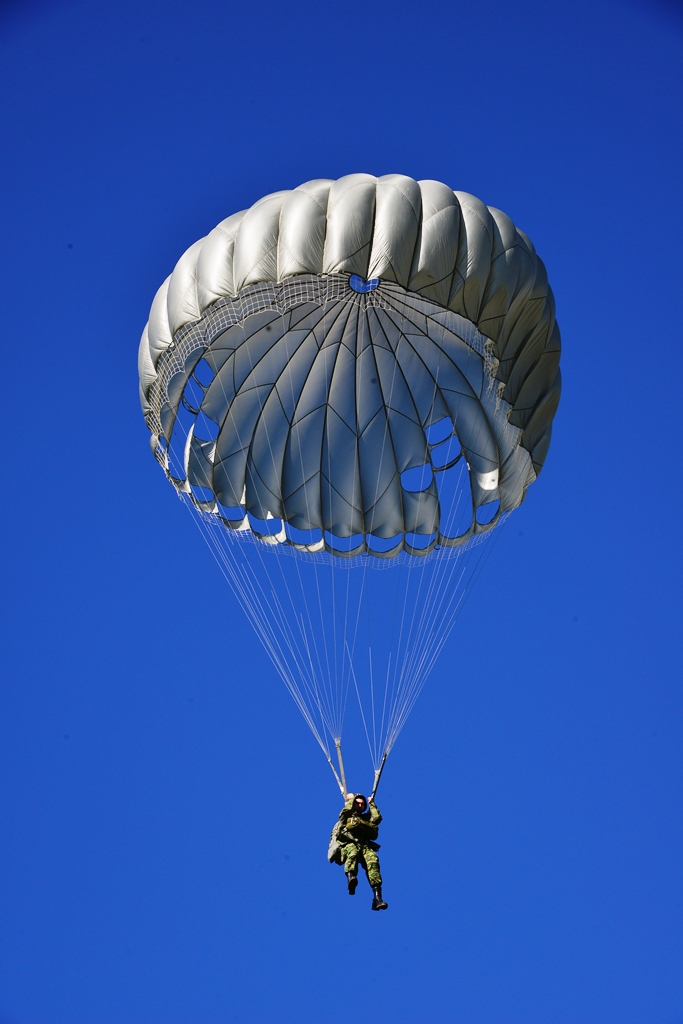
left=1, top=1, right=682, bottom=1021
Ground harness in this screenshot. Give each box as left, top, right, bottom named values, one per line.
left=328, top=820, right=380, bottom=863
left=338, top=827, right=380, bottom=851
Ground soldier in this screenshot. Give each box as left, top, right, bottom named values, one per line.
left=329, top=793, right=388, bottom=910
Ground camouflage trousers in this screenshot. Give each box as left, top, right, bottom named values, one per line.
left=340, top=842, right=382, bottom=886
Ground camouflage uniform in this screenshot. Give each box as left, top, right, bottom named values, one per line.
left=337, top=795, right=383, bottom=887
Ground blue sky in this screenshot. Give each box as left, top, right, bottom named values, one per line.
left=1, top=1, right=682, bottom=1021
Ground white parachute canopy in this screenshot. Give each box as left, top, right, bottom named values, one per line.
left=138, top=174, right=561, bottom=792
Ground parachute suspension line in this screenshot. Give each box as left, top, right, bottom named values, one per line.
left=394, top=307, right=481, bottom=746
left=328, top=750, right=345, bottom=796
left=394, top=547, right=491, bottom=741
left=340, top=555, right=371, bottom=768
left=369, top=647, right=377, bottom=766
left=406, top=559, right=468, bottom=693
left=179, top=306, right=341, bottom=764
left=383, top=553, right=430, bottom=750
left=223, top=531, right=334, bottom=746
left=356, top=300, right=385, bottom=769
left=386, top=569, right=469, bottom=752
left=387, top=521, right=466, bottom=745
left=379, top=308, right=420, bottom=754
left=325, top=298, right=357, bottom=742
left=283, top=300, right=338, bottom=734
left=340, top=557, right=353, bottom=745
left=370, top=751, right=389, bottom=802
left=202, top=523, right=330, bottom=748
left=385, top=373, right=509, bottom=741
left=379, top=651, right=392, bottom=765
left=376, top=564, right=400, bottom=758
left=230, top=541, right=346, bottom=790
left=177, top=281, right=508, bottom=783
left=367, top=302, right=414, bottom=766
left=344, top=304, right=396, bottom=760
left=326, top=301, right=356, bottom=740
left=345, top=639, right=375, bottom=770
left=413, top=528, right=506, bottom=696
left=268, top=514, right=336, bottom=733
left=376, top=300, right=443, bottom=755
left=384, top=517, right=505, bottom=753
left=334, top=738, right=348, bottom=796
left=387, top=532, right=471, bottom=751
left=263, top=540, right=336, bottom=740
left=189, top=506, right=333, bottom=761
left=340, top=294, right=372, bottom=730
left=317, top=297, right=337, bottom=734
left=395, top=566, right=480, bottom=745
left=345, top=297, right=400, bottom=771
left=368, top=298, right=488, bottom=756
left=229, top=307, right=338, bottom=747
left=259, top=292, right=355, bottom=750
left=326, top=299, right=361, bottom=740
left=296, top=609, right=328, bottom=729
left=206, top=523, right=335, bottom=765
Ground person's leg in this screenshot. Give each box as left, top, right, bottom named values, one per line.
left=362, top=848, right=382, bottom=887
left=341, top=843, right=359, bottom=894
left=363, top=848, right=388, bottom=911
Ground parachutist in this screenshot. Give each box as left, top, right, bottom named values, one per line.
left=328, top=793, right=388, bottom=910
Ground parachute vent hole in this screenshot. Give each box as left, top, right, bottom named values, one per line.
left=401, top=464, right=434, bottom=492
left=183, top=377, right=205, bottom=412
left=349, top=274, right=379, bottom=293
left=192, top=359, right=215, bottom=388
left=190, top=485, right=214, bottom=504
left=431, top=436, right=462, bottom=470
left=217, top=503, right=246, bottom=524
left=285, top=524, right=324, bottom=548
left=405, top=532, right=437, bottom=552
left=193, top=412, right=219, bottom=441
left=248, top=513, right=284, bottom=537
left=435, top=458, right=473, bottom=540
left=425, top=417, right=453, bottom=445
left=166, top=401, right=197, bottom=480
left=476, top=500, right=500, bottom=526
left=367, top=532, right=403, bottom=554
left=324, top=531, right=364, bottom=554
left=172, top=399, right=197, bottom=433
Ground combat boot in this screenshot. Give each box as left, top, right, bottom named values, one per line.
left=347, top=874, right=358, bottom=895
left=371, top=886, right=388, bottom=910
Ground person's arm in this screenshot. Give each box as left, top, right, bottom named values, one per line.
left=338, top=793, right=355, bottom=823
left=368, top=801, right=382, bottom=826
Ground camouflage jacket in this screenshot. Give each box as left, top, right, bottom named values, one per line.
left=338, top=795, right=382, bottom=844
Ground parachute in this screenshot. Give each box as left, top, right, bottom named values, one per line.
left=138, top=174, right=561, bottom=795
